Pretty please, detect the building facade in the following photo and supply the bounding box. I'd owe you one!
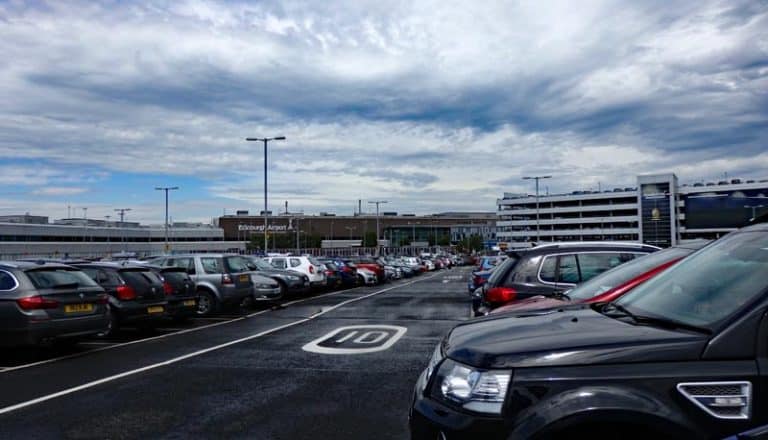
[218,211,497,248]
[497,174,768,247]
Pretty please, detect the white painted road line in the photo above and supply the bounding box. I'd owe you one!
[0,274,438,415]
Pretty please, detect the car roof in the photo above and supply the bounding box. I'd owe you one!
[530,241,660,251]
[70,261,153,270]
[0,260,77,270]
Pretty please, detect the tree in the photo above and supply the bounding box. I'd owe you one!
[457,234,484,252]
[363,231,378,247]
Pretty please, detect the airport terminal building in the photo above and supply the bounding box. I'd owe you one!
[497,173,768,248]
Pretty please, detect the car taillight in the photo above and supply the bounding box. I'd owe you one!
[325,270,334,276]
[97,294,109,304]
[163,282,174,296]
[116,284,137,301]
[309,266,315,274]
[17,295,59,310]
[222,274,234,285]
[485,287,517,304]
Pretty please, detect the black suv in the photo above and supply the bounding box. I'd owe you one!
[410,223,768,439]
[475,242,659,315]
[74,262,168,335]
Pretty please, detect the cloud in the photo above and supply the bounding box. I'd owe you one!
[32,187,89,196]
[0,0,765,223]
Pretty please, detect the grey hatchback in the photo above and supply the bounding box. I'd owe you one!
[0,261,109,346]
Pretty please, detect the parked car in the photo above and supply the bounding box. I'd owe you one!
[74,262,168,335]
[467,267,494,294]
[0,261,109,346]
[264,255,326,288]
[490,240,710,315]
[356,267,378,285]
[476,242,659,315]
[346,256,386,283]
[475,255,505,271]
[243,256,310,298]
[323,258,360,287]
[140,265,198,321]
[411,223,768,439]
[146,254,253,316]
[318,261,343,289]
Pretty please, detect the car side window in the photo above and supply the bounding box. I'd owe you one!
[539,256,557,282]
[290,258,301,268]
[201,258,221,274]
[168,258,196,275]
[577,253,626,281]
[557,255,579,284]
[272,258,287,269]
[0,270,17,290]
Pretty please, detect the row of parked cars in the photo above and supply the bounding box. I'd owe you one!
[411,221,768,439]
[0,252,465,347]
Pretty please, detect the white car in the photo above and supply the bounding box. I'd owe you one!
[356,267,378,285]
[423,259,436,271]
[264,255,326,287]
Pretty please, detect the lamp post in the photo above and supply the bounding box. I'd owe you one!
[368,200,388,253]
[81,207,88,246]
[155,186,179,253]
[114,208,132,252]
[523,175,552,243]
[245,136,286,254]
[746,205,765,222]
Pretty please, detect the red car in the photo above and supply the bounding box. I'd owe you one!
[345,257,385,283]
[490,240,710,315]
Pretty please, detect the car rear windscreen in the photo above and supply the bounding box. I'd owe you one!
[26,268,100,289]
[119,269,163,286]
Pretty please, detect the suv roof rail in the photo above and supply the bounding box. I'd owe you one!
[531,241,661,251]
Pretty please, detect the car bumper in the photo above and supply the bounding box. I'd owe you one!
[166,297,198,317]
[220,285,253,303]
[410,387,507,440]
[0,313,110,346]
[252,286,282,301]
[114,301,168,324]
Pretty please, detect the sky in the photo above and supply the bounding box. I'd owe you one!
[0,0,766,224]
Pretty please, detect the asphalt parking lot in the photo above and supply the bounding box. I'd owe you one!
[0,267,470,439]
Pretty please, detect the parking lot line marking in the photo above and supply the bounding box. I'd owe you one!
[0,274,438,415]
[0,284,377,375]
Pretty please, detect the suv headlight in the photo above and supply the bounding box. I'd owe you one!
[431,359,511,415]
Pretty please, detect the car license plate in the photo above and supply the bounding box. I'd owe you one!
[64,303,94,313]
[239,274,250,282]
[183,299,196,307]
[147,306,164,314]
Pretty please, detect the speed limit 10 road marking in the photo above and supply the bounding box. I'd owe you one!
[302,325,408,354]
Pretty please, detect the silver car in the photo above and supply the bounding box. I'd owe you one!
[148,254,254,316]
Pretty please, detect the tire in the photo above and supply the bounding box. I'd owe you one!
[196,290,218,316]
[99,309,120,337]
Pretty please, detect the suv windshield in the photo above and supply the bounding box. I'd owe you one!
[616,231,768,329]
[26,268,99,289]
[568,247,693,301]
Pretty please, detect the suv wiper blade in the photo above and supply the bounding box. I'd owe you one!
[601,303,637,319]
[632,315,712,335]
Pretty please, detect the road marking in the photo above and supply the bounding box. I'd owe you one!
[0,283,374,374]
[0,274,437,414]
[302,325,408,354]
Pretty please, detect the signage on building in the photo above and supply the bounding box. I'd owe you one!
[238,224,290,232]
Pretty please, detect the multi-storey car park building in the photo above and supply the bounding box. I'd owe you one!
[0,216,233,259]
[497,173,768,248]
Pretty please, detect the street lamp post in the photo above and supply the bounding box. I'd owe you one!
[368,200,388,253]
[114,208,132,252]
[246,136,286,254]
[746,205,765,221]
[523,175,552,243]
[155,186,179,253]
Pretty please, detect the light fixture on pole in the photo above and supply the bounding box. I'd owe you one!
[245,136,286,254]
[746,205,765,222]
[155,186,179,253]
[114,208,132,252]
[522,175,552,243]
[368,200,388,252]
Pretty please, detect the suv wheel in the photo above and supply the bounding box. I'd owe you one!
[99,309,119,337]
[196,290,217,316]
